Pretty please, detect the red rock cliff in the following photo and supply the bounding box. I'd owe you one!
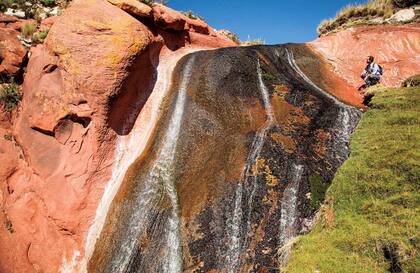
[1,2,418,272]
[0,0,235,272]
[310,24,420,88]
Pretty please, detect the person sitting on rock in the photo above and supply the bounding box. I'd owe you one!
[358,55,383,92]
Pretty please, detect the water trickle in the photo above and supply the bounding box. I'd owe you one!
[107,56,195,273]
[279,164,304,246]
[225,59,276,271]
[285,48,345,107]
[285,47,360,153]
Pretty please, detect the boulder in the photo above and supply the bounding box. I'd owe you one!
[152,4,186,31]
[0,13,18,24]
[40,16,58,30]
[185,17,210,34]
[107,0,152,18]
[0,27,27,81]
[388,8,416,23]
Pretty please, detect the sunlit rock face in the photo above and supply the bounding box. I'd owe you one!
[0,1,235,272]
[310,24,420,88]
[89,45,361,273]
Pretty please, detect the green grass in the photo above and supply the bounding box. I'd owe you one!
[284,86,420,273]
[33,29,48,43]
[317,0,417,35]
[41,0,55,6]
[21,22,37,39]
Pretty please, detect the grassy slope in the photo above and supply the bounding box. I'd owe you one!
[317,0,417,35]
[284,86,420,273]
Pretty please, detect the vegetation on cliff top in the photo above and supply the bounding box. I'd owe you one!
[284,85,420,273]
[317,0,418,35]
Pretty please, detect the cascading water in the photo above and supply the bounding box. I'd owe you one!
[90,45,362,273]
[102,56,195,273]
[225,59,276,271]
[279,164,304,246]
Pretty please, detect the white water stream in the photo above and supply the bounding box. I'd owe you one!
[226,59,276,272]
[285,48,359,151]
[279,164,304,246]
[108,56,195,273]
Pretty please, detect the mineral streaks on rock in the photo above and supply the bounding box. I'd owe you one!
[89,46,361,273]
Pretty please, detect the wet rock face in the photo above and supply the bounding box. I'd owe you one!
[90,45,361,272]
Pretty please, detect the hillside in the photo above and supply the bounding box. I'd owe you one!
[284,85,420,272]
[317,0,419,36]
[0,1,419,272]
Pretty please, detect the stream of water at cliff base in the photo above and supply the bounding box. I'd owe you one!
[225,59,276,272]
[105,56,195,273]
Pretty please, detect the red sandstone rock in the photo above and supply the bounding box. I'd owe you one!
[6,18,37,32]
[152,4,186,31]
[310,24,420,88]
[40,16,58,30]
[0,13,17,24]
[0,0,235,272]
[0,27,26,80]
[185,17,210,34]
[107,0,152,18]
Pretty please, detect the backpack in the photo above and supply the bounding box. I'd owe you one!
[378,64,383,75]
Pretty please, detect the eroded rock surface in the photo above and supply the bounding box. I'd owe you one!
[0,0,235,272]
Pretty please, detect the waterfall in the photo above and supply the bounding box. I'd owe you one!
[225,59,276,272]
[106,56,195,273]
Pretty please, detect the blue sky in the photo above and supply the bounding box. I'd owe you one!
[168,0,365,44]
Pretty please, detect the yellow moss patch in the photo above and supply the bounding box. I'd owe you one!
[266,173,279,187]
[274,84,289,96]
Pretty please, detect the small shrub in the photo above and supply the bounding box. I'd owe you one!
[0,82,22,112]
[33,29,49,43]
[182,10,204,21]
[401,74,420,87]
[4,133,13,141]
[241,38,265,46]
[218,29,240,44]
[262,71,276,81]
[21,23,37,39]
[41,0,56,6]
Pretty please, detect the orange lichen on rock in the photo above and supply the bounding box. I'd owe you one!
[271,91,310,133]
[271,132,296,153]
